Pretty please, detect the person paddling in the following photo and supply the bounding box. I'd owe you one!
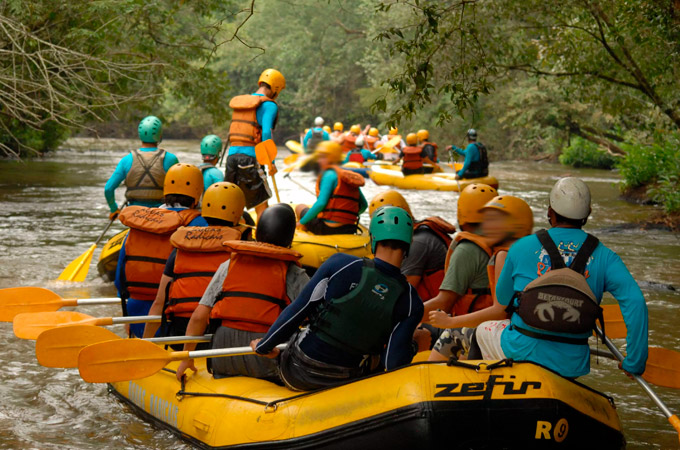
[142,182,249,340]
[251,206,423,391]
[175,204,309,382]
[104,116,179,220]
[397,133,437,175]
[341,124,362,153]
[417,129,439,163]
[365,127,381,150]
[470,177,648,379]
[446,128,489,179]
[115,163,208,337]
[330,122,345,145]
[427,195,533,361]
[295,141,367,235]
[368,190,455,301]
[198,135,225,191]
[225,68,285,219]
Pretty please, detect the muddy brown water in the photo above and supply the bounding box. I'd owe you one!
[0,138,677,448]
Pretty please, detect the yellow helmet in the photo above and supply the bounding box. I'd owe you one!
[417,129,429,141]
[163,163,204,204]
[350,124,361,135]
[369,190,412,218]
[315,141,343,164]
[202,182,246,224]
[388,127,398,136]
[323,125,331,133]
[369,127,379,137]
[258,69,286,99]
[480,195,534,239]
[457,183,497,226]
[333,122,344,132]
[406,133,418,145]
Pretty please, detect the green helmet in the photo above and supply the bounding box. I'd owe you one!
[200,134,222,157]
[138,116,163,144]
[369,206,413,254]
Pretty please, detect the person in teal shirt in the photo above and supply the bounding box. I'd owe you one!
[473,177,648,379]
[104,116,179,219]
[303,117,330,153]
[198,134,225,191]
[295,141,367,235]
[446,129,488,179]
[344,136,377,164]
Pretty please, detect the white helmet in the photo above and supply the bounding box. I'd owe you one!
[549,177,591,220]
[314,116,324,127]
[355,135,365,147]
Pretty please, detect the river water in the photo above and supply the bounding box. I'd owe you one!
[0,138,677,449]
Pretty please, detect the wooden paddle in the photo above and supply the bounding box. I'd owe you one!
[0,287,120,322]
[78,338,287,383]
[35,325,212,368]
[255,139,280,202]
[13,311,161,340]
[596,327,680,440]
[58,202,126,282]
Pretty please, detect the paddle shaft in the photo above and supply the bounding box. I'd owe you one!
[178,343,287,361]
[597,328,680,436]
[283,173,315,195]
[61,298,121,307]
[110,315,161,325]
[147,334,212,344]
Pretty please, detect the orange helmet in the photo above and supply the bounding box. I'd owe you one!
[202,182,246,224]
[369,127,379,137]
[406,133,418,145]
[417,129,429,141]
[457,183,497,226]
[258,69,286,99]
[333,122,344,132]
[350,124,361,135]
[369,190,413,218]
[315,141,343,164]
[388,127,398,136]
[163,163,204,205]
[480,195,534,239]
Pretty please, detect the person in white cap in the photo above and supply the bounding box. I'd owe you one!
[459,177,648,379]
[303,116,329,153]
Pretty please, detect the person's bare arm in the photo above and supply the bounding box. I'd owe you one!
[175,305,212,381]
[143,274,172,338]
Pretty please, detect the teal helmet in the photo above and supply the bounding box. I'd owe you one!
[369,206,413,254]
[200,134,222,158]
[138,116,163,144]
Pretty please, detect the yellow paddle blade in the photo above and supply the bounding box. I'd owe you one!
[602,304,627,339]
[285,140,304,154]
[13,311,94,340]
[79,339,173,383]
[0,287,64,321]
[57,244,96,282]
[255,139,277,167]
[643,347,680,389]
[283,153,300,166]
[283,153,316,173]
[36,325,121,368]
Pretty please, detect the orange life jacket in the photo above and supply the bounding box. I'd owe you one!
[119,206,201,301]
[316,166,366,225]
[420,141,439,161]
[227,95,278,147]
[402,145,424,170]
[365,135,379,150]
[164,226,244,318]
[341,133,358,153]
[412,217,456,300]
[442,231,495,315]
[210,241,302,333]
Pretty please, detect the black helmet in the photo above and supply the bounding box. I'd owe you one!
[467,128,478,140]
[256,203,296,248]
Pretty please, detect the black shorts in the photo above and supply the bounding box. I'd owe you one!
[299,207,357,235]
[225,153,271,208]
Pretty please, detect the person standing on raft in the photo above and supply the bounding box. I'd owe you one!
[176,204,310,382]
[295,141,367,235]
[447,128,489,179]
[142,182,249,340]
[104,116,179,219]
[470,177,648,379]
[198,134,225,191]
[251,206,423,391]
[225,68,285,219]
[115,163,208,337]
[303,116,329,153]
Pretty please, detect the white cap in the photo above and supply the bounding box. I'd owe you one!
[314,116,324,126]
[355,136,365,147]
[549,177,591,220]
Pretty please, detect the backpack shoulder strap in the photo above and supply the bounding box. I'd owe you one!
[535,229,566,270]
[569,234,600,274]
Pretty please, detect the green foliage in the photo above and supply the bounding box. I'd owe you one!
[559,137,617,170]
[618,135,680,213]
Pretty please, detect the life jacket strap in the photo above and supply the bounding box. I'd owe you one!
[510,324,589,345]
[217,291,288,309]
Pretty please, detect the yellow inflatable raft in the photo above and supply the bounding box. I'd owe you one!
[369,164,499,191]
[110,359,625,449]
[96,224,371,281]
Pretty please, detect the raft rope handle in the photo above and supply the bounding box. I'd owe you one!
[294,241,369,251]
